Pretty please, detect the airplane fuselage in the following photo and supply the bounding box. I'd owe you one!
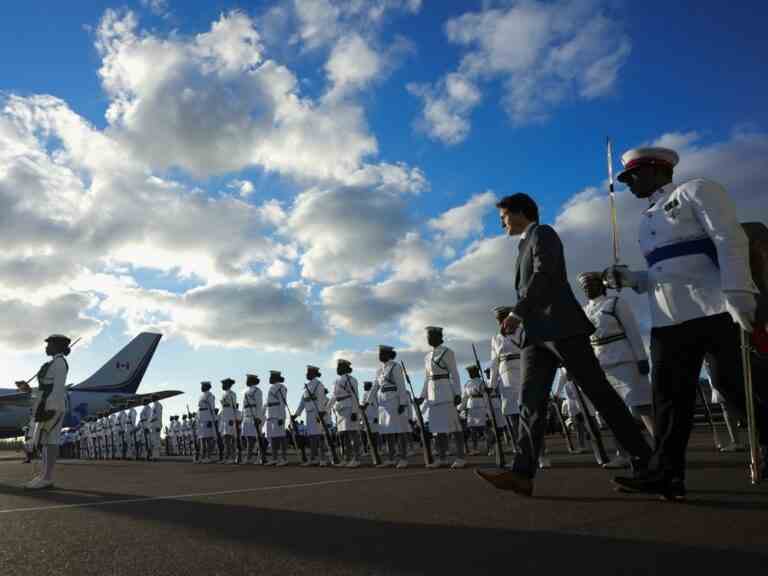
[0,388,142,439]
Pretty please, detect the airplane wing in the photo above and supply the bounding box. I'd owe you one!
[104,390,184,411]
[0,389,33,409]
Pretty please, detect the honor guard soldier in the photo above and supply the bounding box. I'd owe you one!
[419,327,466,468]
[198,381,218,463]
[24,334,71,489]
[366,345,409,468]
[118,408,129,459]
[265,371,290,466]
[361,381,380,455]
[490,306,523,453]
[220,378,239,464]
[295,365,330,466]
[328,359,362,468]
[460,365,489,455]
[578,272,654,468]
[607,146,768,496]
[139,399,153,460]
[150,395,163,458]
[126,404,138,459]
[242,374,265,464]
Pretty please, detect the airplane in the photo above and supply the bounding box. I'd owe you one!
[0,332,182,438]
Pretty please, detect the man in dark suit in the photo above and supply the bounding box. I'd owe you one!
[476,193,652,496]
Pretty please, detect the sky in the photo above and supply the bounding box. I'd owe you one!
[2,0,767,428]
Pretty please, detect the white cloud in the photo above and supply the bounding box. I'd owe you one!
[0,294,103,351]
[412,0,631,144]
[287,184,414,283]
[428,190,497,241]
[94,277,331,351]
[227,179,255,198]
[96,9,381,183]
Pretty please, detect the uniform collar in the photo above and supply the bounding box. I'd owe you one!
[649,182,675,205]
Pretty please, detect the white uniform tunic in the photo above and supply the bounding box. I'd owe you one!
[460,377,488,427]
[327,375,361,432]
[242,386,264,437]
[34,355,68,444]
[151,401,163,444]
[265,383,288,438]
[489,333,522,416]
[584,294,651,407]
[295,379,328,436]
[370,361,409,435]
[633,179,757,327]
[220,390,238,436]
[420,346,462,434]
[197,391,217,439]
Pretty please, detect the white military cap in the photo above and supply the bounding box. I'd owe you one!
[493,305,514,316]
[617,147,679,183]
[306,364,320,372]
[336,358,351,366]
[378,344,395,353]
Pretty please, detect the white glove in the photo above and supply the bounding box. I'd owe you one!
[602,265,643,290]
[723,290,757,333]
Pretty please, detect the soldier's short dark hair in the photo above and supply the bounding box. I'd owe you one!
[496,193,539,222]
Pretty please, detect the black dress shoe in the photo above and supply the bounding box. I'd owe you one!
[612,473,686,502]
[475,468,534,497]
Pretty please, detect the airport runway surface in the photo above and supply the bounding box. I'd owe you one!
[1,429,766,576]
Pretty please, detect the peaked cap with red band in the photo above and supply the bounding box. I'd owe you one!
[617,147,679,183]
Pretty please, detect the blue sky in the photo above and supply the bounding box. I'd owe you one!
[2,0,767,424]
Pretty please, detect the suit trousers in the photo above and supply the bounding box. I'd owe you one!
[512,334,652,478]
[650,313,767,479]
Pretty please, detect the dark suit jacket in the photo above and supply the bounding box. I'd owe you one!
[513,223,595,344]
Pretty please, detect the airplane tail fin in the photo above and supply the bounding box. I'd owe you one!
[72,333,162,394]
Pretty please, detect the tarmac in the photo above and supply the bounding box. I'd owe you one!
[1,428,766,576]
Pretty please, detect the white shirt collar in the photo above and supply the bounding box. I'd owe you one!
[520,221,536,241]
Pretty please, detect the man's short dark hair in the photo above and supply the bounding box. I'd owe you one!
[496,193,539,222]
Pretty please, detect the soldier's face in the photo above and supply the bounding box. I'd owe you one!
[427,332,442,347]
[623,165,657,199]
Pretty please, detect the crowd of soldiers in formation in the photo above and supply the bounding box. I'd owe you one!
[30,278,752,475]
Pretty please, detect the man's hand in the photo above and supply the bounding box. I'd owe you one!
[724,291,757,333]
[602,265,640,290]
[501,314,521,335]
[637,359,650,376]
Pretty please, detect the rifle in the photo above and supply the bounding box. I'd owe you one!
[696,382,720,450]
[472,344,505,468]
[571,381,608,465]
[401,361,434,466]
[186,404,200,462]
[346,375,381,466]
[276,387,307,463]
[550,396,576,453]
[246,394,268,465]
[302,381,340,465]
[205,397,224,462]
[232,397,243,464]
